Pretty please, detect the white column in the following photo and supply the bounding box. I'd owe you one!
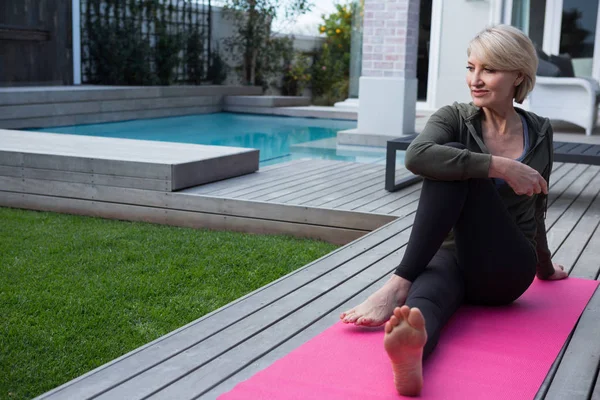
[72,0,82,85]
[338,0,420,146]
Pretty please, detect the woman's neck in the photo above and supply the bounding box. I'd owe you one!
[481,105,520,136]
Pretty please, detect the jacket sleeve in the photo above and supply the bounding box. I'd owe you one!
[404,105,492,180]
[534,123,555,279]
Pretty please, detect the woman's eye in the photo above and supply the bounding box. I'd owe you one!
[484,68,495,73]
[466,66,474,71]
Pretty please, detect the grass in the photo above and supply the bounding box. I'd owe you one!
[0,207,339,400]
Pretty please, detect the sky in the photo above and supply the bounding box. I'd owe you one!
[274,0,341,36]
[212,0,343,36]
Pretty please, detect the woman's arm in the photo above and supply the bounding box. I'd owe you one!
[535,124,568,280]
[533,193,555,279]
[405,106,492,180]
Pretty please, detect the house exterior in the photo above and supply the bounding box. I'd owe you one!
[340,0,600,145]
[420,0,599,111]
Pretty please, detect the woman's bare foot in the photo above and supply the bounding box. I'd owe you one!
[384,306,427,396]
[340,275,412,326]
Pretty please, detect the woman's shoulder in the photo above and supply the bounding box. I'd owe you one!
[432,102,481,121]
[516,108,552,135]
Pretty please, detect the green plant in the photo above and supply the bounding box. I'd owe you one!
[222,0,312,89]
[85,0,155,85]
[256,35,295,92]
[207,46,229,85]
[0,207,338,399]
[186,28,205,84]
[281,53,312,96]
[82,0,210,86]
[311,2,353,105]
[154,2,182,86]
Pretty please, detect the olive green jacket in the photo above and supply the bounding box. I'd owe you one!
[405,102,554,279]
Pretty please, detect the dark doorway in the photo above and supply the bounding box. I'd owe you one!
[0,0,73,86]
[417,0,432,101]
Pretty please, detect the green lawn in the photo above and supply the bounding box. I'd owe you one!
[0,207,339,400]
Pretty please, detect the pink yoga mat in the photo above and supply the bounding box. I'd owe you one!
[220,278,598,400]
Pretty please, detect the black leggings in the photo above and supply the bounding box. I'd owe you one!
[395,143,537,359]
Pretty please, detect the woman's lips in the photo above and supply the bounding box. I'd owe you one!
[471,90,489,97]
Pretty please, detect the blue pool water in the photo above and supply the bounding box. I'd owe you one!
[32,113,397,166]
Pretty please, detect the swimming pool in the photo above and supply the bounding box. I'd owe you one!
[31,113,401,166]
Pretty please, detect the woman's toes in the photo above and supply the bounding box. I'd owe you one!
[407,308,426,329]
[385,320,393,334]
[399,305,410,319]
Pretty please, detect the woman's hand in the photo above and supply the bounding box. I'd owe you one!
[489,156,548,196]
[541,263,568,280]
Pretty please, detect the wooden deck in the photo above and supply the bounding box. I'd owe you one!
[0,157,417,245]
[31,160,600,400]
[0,129,259,191]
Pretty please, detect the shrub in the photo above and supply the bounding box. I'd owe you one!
[281,53,312,96]
[311,3,353,105]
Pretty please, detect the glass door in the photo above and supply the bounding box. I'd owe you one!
[559,0,599,77]
[510,0,546,49]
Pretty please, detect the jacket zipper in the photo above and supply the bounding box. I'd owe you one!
[465,118,552,218]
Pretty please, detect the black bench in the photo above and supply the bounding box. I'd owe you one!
[385,134,420,192]
[386,135,600,192]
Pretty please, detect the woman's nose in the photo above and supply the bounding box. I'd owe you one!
[470,72,483,87]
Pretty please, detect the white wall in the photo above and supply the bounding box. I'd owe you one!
[432,1,493,109]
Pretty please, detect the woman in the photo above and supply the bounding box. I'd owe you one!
[340,25,568,396]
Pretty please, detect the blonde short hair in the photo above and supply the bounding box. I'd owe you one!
[467,25,538,104]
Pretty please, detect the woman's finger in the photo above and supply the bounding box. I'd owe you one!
[540,177,549,195]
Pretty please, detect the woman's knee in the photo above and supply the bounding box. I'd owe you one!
[421,143,468,187]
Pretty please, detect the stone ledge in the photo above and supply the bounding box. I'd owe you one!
[223,96,311,108]
[337,128,408,147]
[1,105,221,130]
[0,85,263,106]
[224,105,357,120]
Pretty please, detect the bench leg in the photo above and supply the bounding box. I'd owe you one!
[385,144,397,192]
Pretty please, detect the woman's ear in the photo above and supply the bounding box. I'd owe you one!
[515,72,524,86]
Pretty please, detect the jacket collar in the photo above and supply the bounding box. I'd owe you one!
[454,101,550,141]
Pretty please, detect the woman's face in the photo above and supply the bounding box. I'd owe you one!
[466,55,522,109]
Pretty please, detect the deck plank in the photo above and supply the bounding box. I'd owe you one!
[548,163,575,187]
[552,184,600,273]
[545,165,599,228]
[592,375,600,400]
[287,165,393,205]
[129,241,413,400]
[547,163,585,205]
[311,170,414,208]
[267,165,388,204]
[180,159,323,195]
[0,130,259,190]
[543,288,600,400]
[35,217,414,400]
[301,169,411,207]
[246,163,378,202]
[342,183,422,212]
[78,217,416,400]
[219,162,365,199]
[374,189,422,215]
[570,223,600,280]
[547,168,600,271]
[200,160,341,197]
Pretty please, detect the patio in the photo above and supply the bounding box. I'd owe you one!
[0,130,596,398]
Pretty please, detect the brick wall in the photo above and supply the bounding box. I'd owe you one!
[361,0,420,78]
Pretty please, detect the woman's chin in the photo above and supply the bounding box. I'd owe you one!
[471,98,487,107]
